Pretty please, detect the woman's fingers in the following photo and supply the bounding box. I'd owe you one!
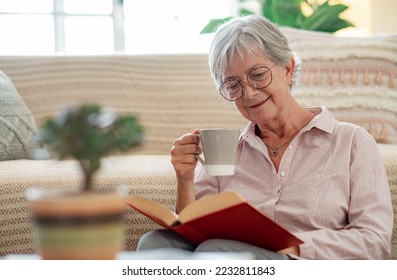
[170,130,202,178]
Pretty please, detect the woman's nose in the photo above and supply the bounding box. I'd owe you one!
[241,80,259,99]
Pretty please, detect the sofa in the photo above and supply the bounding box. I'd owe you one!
[0,28,396,259]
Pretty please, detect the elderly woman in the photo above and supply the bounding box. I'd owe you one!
[138,15,393,259]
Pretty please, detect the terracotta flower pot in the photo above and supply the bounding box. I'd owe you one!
[27,188,125,260]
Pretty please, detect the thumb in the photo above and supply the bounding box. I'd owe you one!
[192,128,201,136]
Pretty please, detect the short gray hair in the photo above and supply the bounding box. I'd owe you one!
[209,15,301,87]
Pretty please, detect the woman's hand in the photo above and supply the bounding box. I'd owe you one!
[170,128,202,184]
[171,129,202,213]
[278,246,300,257]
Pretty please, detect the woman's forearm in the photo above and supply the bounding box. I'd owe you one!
[175,178,196,213]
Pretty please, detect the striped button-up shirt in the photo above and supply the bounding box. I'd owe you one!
[194,106,393,259]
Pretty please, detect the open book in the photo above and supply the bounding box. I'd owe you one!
[126,191,303,252]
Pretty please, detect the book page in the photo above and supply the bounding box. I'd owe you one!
[126,195,178,227]
[178,191,246,223]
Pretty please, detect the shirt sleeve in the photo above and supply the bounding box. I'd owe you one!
[296,127,393,259]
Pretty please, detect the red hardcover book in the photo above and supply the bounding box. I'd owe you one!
[126,191,303,252]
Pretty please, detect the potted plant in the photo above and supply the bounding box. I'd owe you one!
[28,104,144,260]
[200,0,354,34]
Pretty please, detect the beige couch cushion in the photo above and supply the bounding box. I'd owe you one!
[0,55,247,155]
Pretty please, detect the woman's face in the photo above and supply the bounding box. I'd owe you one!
[224,51,294,125]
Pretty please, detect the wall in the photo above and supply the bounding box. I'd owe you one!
[370,0,397,34]
[341,0,397,36]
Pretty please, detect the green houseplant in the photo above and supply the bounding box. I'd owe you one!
[28,104,144,259]
[37,104,144,192]
[201,0,354,34]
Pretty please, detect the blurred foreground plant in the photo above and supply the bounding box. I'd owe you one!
[36,104,144,191]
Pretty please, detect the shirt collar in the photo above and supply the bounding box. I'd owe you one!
[308,106,335,134]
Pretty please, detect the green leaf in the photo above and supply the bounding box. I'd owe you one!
[318,18,354,33]
[301,3,352,31]
[238,8,254,16]
[262,0,277,22]
[262,0,304,27]
[275,2,304,27]
[200,17,233,34]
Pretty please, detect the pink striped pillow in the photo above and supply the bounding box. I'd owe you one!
[282,28,397,143]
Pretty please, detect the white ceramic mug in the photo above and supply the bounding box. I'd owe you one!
[196,128,240,176]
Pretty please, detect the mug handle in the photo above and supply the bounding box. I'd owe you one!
[194,134,205,165]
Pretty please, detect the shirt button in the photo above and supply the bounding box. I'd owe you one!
[288,145,292,150]
[280,171,286,177]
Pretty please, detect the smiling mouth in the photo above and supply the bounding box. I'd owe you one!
[248,96,271,108]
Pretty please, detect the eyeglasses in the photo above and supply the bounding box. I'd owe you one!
[219,65,274,101]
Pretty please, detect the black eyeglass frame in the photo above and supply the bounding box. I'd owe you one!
[218,65,275,101]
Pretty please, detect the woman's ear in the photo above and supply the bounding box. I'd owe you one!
[285,57,295,86]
